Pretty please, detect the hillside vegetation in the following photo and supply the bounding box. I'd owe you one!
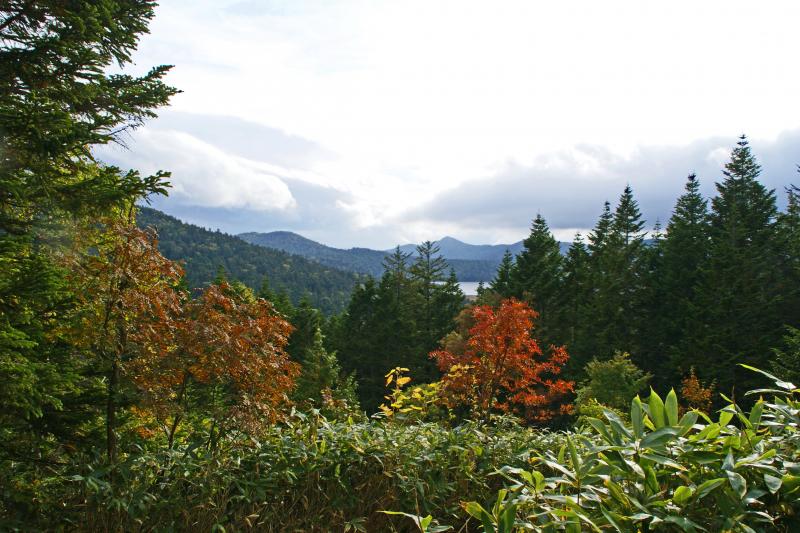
[137,207,361,314]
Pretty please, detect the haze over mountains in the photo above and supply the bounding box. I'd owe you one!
[239,230,571,281]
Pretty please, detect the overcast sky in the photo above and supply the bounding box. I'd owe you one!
[97,0,800,248]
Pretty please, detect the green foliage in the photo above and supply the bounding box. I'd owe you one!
[772,326,800,388]
[461,367,800,532]
[508,214,563,347]
[136,207,361,314]
[576,352,651,413]
[334,246,464,411]
[293,327,361,419]
[5,415,564,531]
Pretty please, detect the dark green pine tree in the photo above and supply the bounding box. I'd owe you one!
[587,187,648,362]
[581,201,615,361]
[560,233,592,376]
[334,278,383,410]
[636,219,669,387]
[410,241,450,351]
[431,268,465,350]
[286,295,323,361]
[608,185,648,365]
[489,249,516,298]
[777,181,800,331]
[661,174,710,384]
[694,136,783,397]
[293,327,360,415]
[0,1,177,482]
[771,326,800,387]
[509,214,564,346]
[588,201,614,256]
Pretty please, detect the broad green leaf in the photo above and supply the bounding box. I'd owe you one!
[631,396,644,439]
[663,514,705,532]
[678,411,699,436]
[586,417,615,445]
[764,474,782,494]
[500,503,516,533]
[600,507,625,533]
[748,401,764,428]
[665,389,679,426]
[781,474,800,493]
[718,407,734,427]
[648,390,666,428]
[695,478,725,500]
[463,502,494,532]
[566,435,580,471]
[640,427,680,449]
[739,364,796,390]
[726,471,747,499]
[672,485,694,505]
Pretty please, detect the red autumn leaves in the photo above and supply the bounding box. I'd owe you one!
[431,298,574,422]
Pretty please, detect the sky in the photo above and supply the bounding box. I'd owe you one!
[97,0,800,249]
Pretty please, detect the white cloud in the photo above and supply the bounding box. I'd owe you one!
[104,0,800,248]
[98,129,296,211]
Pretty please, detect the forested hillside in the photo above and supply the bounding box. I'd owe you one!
[239,230,502,280]
[137,208,360,314]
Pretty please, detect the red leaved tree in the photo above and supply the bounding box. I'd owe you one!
[430,298,573,423]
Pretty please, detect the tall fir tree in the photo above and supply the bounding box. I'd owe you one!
[661,174,710,384]
[560,233,592,376]
[509,214,564,347]
[777,180,800,331]
[410,241,450,351]
[585,188,648,362]
[334,278,383,410]
[490,249,516,298]
[694,136,783,397]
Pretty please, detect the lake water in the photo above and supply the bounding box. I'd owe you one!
[458,281,484,296]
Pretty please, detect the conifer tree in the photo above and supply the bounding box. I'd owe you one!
[661,174,710,383]
[695,136,783,396]
[509,214,563,346]
[585,188,648,362]
[490,249,516,297]
[287,295,322,361]
[335,278,383,410]
[411,241,450,350]
[777,181,800,329]
[560,233,592,375]
[293,327,359,416]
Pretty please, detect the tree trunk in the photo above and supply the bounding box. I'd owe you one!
[106,355,119,463]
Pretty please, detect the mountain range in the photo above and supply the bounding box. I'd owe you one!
[238,231,571,281]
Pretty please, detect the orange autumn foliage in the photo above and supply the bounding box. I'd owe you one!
[680,367,715,414]
[68,220,298,447]
[128,281,299,436]
[430,298,573,423]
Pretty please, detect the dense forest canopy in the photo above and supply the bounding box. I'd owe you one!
[1,2,799,531]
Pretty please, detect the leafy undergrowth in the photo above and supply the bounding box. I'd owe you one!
[15,415,561,532]
[6,367,800,532]
[460,366,800,532]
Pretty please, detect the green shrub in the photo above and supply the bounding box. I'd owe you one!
[14,415,563,531]
[463,366,800,532]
